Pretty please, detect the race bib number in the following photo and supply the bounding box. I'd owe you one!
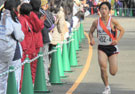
[98,35,112,44]
[99,36,106,42]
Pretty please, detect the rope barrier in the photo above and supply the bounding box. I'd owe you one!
[65,39,74,44]
[0,34,75,77]
[28,55,40,63]
[0,2,77,77]
[47,50,57,55]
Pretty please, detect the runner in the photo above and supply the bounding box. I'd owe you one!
[89,2,124,94]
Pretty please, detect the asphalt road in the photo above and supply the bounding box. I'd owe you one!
[47,15,135,94]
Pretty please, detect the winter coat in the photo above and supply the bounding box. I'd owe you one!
[0,10,24,62]
[19,15,36,55]
[29,11,44,49]
[57,7,69,35]
[51,7,69,45]
[40,9,55,44]
[72,16,79,29]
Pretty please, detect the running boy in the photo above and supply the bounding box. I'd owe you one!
[89,2,125,94]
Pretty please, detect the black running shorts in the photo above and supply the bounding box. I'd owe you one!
[98,45,119,57]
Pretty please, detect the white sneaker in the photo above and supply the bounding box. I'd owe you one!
[102,86,111,94]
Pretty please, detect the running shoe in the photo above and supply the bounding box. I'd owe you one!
[102,86,111,94]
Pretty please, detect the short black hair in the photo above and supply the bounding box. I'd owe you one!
[99,2,111,11]
[75,11,84,20]
[20,3,32,15]
[30,0,41,12]
[49,0,62,13]
[15,0,21,10]
[4,0,18,22]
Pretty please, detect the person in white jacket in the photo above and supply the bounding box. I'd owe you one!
[0,0,24,94]
[72,10,84,29]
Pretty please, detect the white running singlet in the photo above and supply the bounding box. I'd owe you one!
[97,16,112,45]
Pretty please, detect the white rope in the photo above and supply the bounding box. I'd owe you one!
[28,55,40,63]
[0,30,76,76]
[0,70,10,77]
[43,49,57,56]
[65,39,74,44]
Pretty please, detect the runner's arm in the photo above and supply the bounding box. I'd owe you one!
[112,18,125,42]
[89,20,97,46]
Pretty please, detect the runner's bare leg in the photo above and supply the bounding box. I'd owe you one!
[108,54,118,76]
[98,50,109,86]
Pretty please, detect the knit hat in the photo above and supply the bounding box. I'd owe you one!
[41,0,48,6]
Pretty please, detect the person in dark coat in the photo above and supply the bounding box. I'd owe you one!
[40,0,55,86]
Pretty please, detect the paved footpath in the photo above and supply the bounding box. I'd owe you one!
[47,15,135,94]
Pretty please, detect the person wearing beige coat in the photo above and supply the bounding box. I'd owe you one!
[50,7,69,45]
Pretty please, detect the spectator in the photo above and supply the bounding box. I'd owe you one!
[72,11,84,29]
[30,0,45,83]
[12,0,24,92]
[0,0,24,94]
[73,0,82,16]
[40,0,55,86]
[49,0,68,45]
[114,0,123,15]
[61,0,73,36]
[87,0,98,14]
[19,2,36,90]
